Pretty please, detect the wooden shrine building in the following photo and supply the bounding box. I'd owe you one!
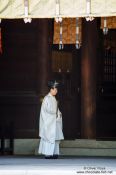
[0,0,116,155]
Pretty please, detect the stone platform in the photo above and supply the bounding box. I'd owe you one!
[0,156,116,175]
[13,139,116,156]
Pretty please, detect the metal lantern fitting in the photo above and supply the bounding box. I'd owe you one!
[103,18,108,35]
[59,21,64,50]
[86,16,94,21]
[55,17,62,23]
[75,18,80,49]
[85,0,94,21]
[24,0,32,23]
[55,0,62,23]
[86,0,91,14]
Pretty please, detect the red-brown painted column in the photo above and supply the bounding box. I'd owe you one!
[81,19,98,139]
[37,19,53,96]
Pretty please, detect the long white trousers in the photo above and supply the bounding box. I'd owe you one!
[38,138,60,156]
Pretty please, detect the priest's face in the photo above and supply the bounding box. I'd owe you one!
[50,88,58,96]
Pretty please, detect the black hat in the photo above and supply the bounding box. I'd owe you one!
[48,80,59,88]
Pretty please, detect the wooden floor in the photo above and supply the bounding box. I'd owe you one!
[0,156,116,175]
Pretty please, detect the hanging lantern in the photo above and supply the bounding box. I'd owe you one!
[75,18,80,49]
[103,17,108,35]
[59,21,64,50]
[24,0,32,23]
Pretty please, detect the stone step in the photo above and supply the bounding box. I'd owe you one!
[12,139,116,156]
[60,148,116,156]
[60,139,116,149]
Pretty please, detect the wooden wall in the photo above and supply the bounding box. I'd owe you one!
[0,20,81,139]
[0,20,40,138]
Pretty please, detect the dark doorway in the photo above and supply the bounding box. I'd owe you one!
[52,45,81,139]
[96,29,116,140]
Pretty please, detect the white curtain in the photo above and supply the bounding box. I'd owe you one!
[0,0,116,19]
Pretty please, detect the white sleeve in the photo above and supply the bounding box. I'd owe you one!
[42,96,56,115]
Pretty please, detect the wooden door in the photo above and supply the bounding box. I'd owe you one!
[96,30,116,140]
[52,47,81,139]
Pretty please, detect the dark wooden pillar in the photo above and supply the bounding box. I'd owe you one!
[37,19,53,96]
[81,19,98,139]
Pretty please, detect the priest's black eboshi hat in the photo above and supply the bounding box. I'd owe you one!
[48,80,59,88]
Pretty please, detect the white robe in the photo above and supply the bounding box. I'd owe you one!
[38,93,64,155]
